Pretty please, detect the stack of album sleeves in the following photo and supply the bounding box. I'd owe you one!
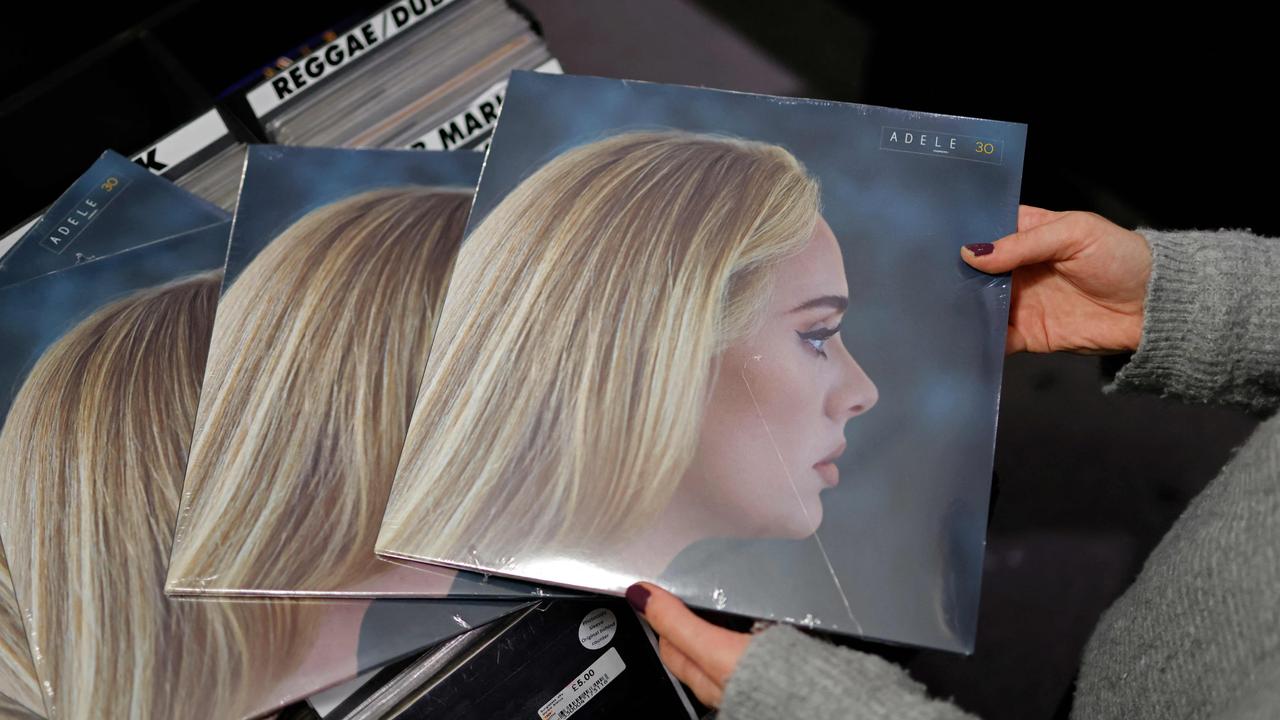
[1,0,561,268]
[0,151,547,720]
[0,65,1026,720]
[245,0,561,150]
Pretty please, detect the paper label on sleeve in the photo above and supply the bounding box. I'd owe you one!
[536,646,626,720]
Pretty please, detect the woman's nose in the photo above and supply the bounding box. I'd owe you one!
[831,345,878,421]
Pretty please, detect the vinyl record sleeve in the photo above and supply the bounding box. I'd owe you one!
[0,156,527,718]
[366,599,696,720]
[378,71,1026,652]
[0,150,226,288]
[0,109,247,273]
[166,145,564,600]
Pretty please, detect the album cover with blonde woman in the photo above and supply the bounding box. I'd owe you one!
[0,153,527,718]
[0,151,228,718]
[378,71,1027,653]
[164,144,568,600]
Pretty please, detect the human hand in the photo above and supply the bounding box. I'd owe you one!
[961,205,1153,356]
[626,582,752,708]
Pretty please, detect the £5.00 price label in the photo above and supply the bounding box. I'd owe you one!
[536,646,626,720]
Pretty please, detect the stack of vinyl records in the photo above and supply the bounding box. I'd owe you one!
[304,599,699,719]
[139,109,248,212]
[0,3,1029,718]
[3,0,558,259]
[248,0,560,150]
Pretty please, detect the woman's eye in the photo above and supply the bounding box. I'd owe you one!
[796,324,841,359]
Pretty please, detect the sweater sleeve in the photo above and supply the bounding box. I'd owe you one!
[1102,226,1280,417]
[718,624,977,720]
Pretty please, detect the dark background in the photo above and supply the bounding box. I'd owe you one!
[2,3,1269,718]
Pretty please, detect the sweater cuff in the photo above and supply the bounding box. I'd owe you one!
[1103,226,1280,417]
[719,624,974,720]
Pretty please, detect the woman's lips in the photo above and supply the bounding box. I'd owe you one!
[813,442,846,488]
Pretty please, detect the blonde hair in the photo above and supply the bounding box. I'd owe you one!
[167,187,472,594]
[0,273,306,719]
[0,693,41,719]
[378,130,821,564]
[0,550,41,717]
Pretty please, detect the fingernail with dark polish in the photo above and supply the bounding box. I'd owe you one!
[625,583,650,614]
[964,243,995,257]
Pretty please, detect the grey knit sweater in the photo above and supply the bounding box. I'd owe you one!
[719,226,1280,720]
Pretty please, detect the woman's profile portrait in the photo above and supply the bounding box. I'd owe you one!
[379,130,878,584]
[378,71,1023,652]
[681,212,879,550]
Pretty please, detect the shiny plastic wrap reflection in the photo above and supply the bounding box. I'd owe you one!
[377,72,1022,653]
[164,146,566,601]
[0,163,528,718]
[310,607,530,720]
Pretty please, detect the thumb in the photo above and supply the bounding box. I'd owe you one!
[961,214,1083,274]
[626,582,748,685]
